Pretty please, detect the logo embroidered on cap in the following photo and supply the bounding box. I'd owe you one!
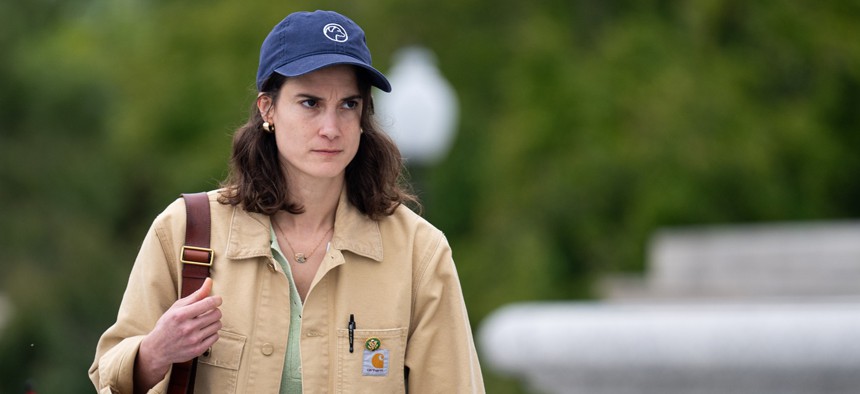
[323,23,348,42]
[362,349,389,376]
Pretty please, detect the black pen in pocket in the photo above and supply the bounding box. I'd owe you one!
[348,313,356,353]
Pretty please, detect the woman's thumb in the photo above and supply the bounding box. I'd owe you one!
[184,277,213,302]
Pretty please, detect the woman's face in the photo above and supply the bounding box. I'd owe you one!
[259,65,363,185]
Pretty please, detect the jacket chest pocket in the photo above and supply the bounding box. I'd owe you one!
[336,327,407,394]
[195,330,246,393]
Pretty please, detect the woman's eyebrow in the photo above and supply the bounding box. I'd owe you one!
[293,93,362,102]
[295,93,323,101]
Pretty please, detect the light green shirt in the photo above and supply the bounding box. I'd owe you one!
[270,227,303,394]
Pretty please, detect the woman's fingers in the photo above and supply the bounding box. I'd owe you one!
[144,278,224,364]
[179,293,222,322]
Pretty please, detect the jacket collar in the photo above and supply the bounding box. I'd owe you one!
[224,188,383,262]
[330,188,383,261]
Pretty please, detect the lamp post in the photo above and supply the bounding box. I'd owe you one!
[375,46,459,166]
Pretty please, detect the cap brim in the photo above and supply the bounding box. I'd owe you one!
[273,53,392,92]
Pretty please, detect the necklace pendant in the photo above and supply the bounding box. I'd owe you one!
[295,253,307,264]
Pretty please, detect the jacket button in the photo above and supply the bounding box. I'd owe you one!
[261,343,274,356]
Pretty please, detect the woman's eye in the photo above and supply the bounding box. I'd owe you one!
[301,99,318,108]
[342,100,359,109]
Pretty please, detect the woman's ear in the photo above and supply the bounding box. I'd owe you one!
[256,93,273,121]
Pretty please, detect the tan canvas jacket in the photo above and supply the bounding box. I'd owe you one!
[89,190,484,393]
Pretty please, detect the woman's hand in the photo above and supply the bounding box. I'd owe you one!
[134,277,222,392]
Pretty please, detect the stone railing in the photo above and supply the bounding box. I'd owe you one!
[479,221,860,394]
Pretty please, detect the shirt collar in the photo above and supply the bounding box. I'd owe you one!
[224,187,383,262]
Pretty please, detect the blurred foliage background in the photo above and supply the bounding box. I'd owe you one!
[1,0,859,392]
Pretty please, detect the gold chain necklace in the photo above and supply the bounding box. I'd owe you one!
[274,219,333,264]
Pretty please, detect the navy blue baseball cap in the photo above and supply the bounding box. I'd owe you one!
[256,10,392,93]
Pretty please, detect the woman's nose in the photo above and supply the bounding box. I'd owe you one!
[319,110,342,139]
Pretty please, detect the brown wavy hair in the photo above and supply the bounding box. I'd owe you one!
[218,70,419,220]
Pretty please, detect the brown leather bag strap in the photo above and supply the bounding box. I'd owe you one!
[179,192,213,297]
[167,192,213,394]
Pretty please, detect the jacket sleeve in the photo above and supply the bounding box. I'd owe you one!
[89,201,184,393]
[405,231,485,393]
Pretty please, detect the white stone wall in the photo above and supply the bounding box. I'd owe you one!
[480,221,860,394]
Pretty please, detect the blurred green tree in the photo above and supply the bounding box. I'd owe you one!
[1,0,858,393]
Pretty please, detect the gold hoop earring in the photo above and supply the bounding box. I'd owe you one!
[262,121,275,133]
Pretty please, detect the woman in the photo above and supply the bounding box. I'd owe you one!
[90,10,484,393]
